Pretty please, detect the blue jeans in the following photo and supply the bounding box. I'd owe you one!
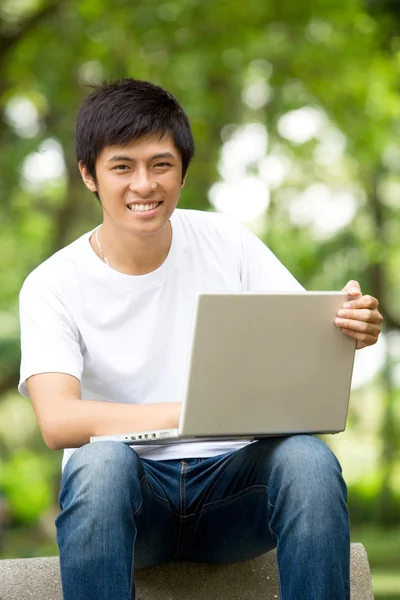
[55,436,350,600]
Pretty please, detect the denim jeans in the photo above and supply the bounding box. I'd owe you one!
[55,435,350,600]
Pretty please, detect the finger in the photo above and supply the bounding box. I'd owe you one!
[340,328,379,348]
[336,318,381,338]
[341,294,380,311]
[336,308,383,325]
[342,280,362,296]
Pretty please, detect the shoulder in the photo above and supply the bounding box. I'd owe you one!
[171,208,270,260]
[20,230,93,297]
[172,208,242,239]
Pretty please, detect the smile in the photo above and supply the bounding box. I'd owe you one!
[128,202,162,213]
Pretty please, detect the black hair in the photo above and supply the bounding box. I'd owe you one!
[76,78,195,186]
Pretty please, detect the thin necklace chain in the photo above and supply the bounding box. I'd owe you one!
[95,225,109,266]
[94,222,172,268]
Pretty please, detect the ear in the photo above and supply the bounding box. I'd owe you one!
[180,176,186,189]
[79,161,97,192]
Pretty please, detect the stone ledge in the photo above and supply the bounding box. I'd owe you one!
[0,543,373,600]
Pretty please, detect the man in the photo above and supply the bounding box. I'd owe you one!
[19,78,382,600]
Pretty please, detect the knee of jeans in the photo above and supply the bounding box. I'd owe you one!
[266,437,348,535]
[60,442,143,509]
[267,435,346,494]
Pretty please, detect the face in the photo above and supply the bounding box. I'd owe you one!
[79,133,184,238]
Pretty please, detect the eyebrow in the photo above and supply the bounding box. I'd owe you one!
[106,152,176,163]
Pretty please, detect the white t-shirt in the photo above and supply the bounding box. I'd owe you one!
[19,209,303,470]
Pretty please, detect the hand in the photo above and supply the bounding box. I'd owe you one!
[335,280,383,349]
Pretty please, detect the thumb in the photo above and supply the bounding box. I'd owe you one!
[342,280,362,297]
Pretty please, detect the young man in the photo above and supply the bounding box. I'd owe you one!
[19,79,382,600]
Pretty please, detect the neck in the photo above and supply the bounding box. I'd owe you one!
[90,220,172,275]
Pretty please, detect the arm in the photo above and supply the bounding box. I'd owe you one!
[27,372,181,450]
[335,280,383,349]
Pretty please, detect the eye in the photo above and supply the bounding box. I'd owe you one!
[154,162,172,168]
[112,164,130,171]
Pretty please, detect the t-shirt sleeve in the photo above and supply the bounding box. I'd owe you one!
[237,224,305,292]
[18,277,83,398]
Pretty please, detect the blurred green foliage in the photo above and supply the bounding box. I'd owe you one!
[0,449,55,522]
[0,0,399,579]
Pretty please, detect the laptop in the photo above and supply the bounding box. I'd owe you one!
[90,292,356,445]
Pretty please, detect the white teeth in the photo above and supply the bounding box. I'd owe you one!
[129,202,159,212]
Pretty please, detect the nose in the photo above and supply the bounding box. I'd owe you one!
[129,168,157,196]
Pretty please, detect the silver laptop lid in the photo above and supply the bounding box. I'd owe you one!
[179,292,356,438]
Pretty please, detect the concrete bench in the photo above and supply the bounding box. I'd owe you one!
[0,543,373,599]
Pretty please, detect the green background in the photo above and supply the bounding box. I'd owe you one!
[0,0,399,597]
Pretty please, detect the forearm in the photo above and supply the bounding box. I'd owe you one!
[43,399,181,450]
